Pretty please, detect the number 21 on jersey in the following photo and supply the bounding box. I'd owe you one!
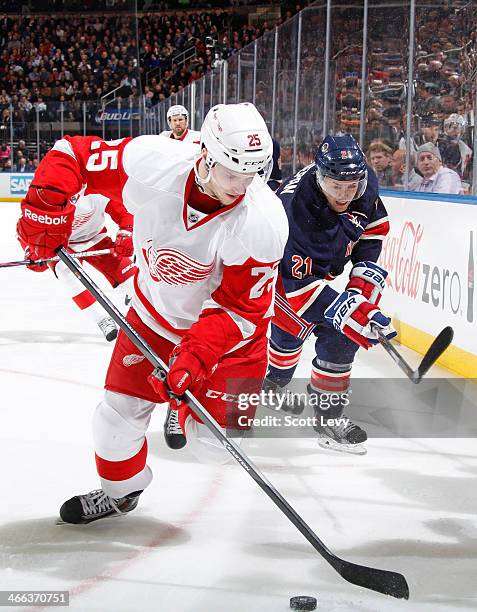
[291,255,313,279]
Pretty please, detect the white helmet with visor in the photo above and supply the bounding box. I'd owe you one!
[199,103,273,183]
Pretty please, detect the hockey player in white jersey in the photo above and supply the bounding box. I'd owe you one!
[19,191,136,341]
[159,104,201,144]
[17,102,288,524]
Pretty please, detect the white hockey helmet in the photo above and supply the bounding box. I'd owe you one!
[167,104,188,122]
[200,103,273,180]
[444,113,466,133]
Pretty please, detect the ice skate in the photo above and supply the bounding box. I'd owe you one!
[261,376,306,415]
[164,407,187,449]
[58,488,142,524]
[98,316,118,342]
[314,412,367,455]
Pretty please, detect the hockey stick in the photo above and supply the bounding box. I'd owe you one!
[0,248,113,269]
[57,246,409,600]
[374,325,454,384]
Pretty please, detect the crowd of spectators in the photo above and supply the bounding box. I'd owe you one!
[0,1,310,169]
[365,112,472,194]
[0,6,304,122]
[332,2,476,193]
[0,138,41,172]
[0,0,268,11]
[0,0,475,195]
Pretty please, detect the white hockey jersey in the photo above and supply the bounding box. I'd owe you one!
[159,128,201,145]
[69,192,110,248]
[67,191,134,251]
[47,135,289,349]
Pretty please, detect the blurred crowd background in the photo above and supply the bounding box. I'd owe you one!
[0,0,476,197]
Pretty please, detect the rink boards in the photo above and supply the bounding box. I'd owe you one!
[380,191,477,378]
[0,172,33,202]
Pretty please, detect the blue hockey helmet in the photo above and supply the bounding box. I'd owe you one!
[315,134,368,200]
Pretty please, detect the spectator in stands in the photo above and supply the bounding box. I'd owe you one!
[14,157,33,172]
[440,113,472,179]
[382,105,404,149]
[399,115,442,153]
[367,141,394,187]
[296,143,314,170]
[416,142,462,195]
[2,159,13,172]
[0,143,10,163]
[17,139,27,157]
[415,81,441,117]
[390,149,422,191]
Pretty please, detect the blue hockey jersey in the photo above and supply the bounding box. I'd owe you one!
[277,163,389,318]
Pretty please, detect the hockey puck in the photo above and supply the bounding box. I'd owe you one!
[290,595,317,610]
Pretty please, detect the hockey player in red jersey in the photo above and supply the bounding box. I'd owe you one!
[21,191,136,341]
[17,102,288,524]
[159,104,201,144]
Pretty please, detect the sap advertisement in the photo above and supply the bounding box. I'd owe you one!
[0,173,34,199]
[380,195,476,359]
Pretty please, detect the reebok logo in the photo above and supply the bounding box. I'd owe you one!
[24,209,68,225]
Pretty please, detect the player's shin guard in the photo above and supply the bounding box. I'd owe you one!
[310,358,367,454]
[93,391,154,498]
[265,342,305,414]
[267,342,303,383]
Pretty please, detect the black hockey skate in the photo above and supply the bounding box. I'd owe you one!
[98,316,118,342]
[58,488,142,524]
[261,376,306,415]
[314,411,367,455]
[310,385,367,455]
[164,407,187,449]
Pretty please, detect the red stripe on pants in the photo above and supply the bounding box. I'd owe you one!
[95,439,148,481]
[311,371,350,393]
[73,289,96,310]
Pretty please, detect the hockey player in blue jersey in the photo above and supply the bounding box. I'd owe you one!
[266,134,396,454]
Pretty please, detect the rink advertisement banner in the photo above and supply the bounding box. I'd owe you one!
[380,195,477,377]
[95,108,139,124]
[0,173,34,201]
[225,378,477,438]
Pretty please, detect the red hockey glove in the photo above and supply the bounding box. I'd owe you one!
[148,343,212,406]
[24,246,48,272]
[115,225,134,257]
[16,185,74,263]
[346,261,388,305]
[324,291,396,349]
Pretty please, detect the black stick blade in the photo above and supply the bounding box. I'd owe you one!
[417,326,454,380]
[339,560,410,599]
